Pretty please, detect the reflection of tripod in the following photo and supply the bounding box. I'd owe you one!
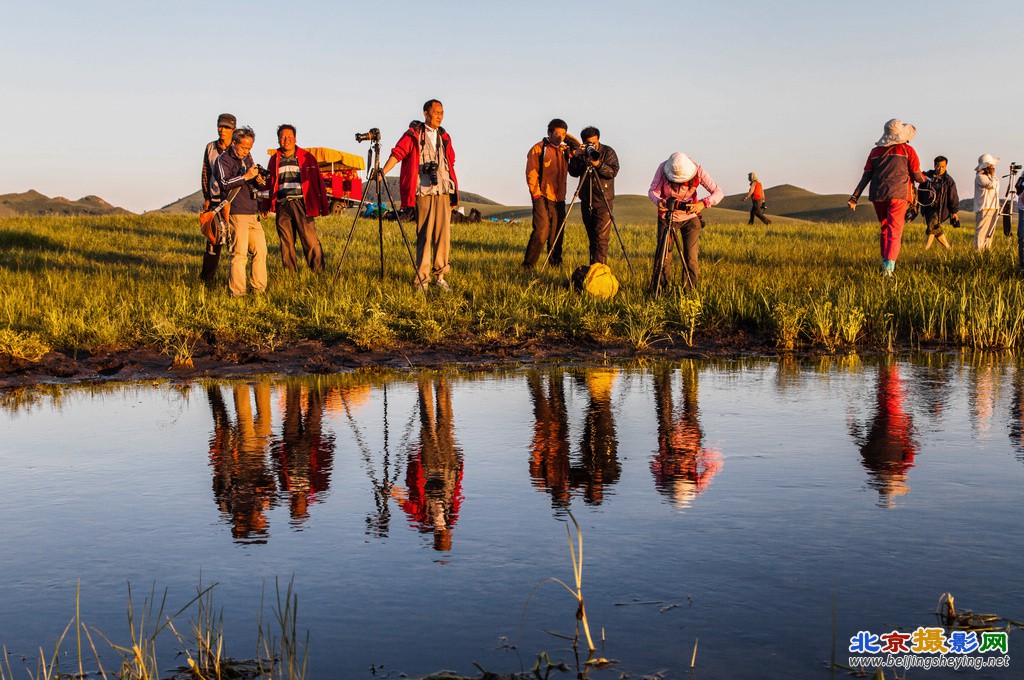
[333,139,416,284]
[542,162,634,275]
[998,164,1020,237]
[651,198,689,298]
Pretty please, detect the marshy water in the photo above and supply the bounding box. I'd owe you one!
[1,356,1022,679]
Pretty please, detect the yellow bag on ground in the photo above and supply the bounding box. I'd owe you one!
[582,263,619,300]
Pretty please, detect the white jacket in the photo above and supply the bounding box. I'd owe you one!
[974,173,999,212]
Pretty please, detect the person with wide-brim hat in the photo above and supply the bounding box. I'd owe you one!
[848,119,928,276]
[647,152,724,291]
[973,154,1001,251]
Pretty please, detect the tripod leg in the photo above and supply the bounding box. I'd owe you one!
[379,176,417,271]
[672,226,695,290]
[590,166,634,277]
[330,184,373,287]
[542,177,585,271]
[651,218,672,298]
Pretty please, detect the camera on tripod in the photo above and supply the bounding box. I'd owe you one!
[355,128,381,143]
[584,143,600,161]
[1011,162,1022,173]
[421,161,439,185]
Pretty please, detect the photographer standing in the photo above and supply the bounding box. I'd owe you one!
[523,118,578,269]
[974,154,1000,251]
[920,156,959,252]
[199,113,236,286]
[568,126,619,266]
[215,127,269,297]
[261,125,329,273]
[741,171,771,225]
[379,99,458,291]
[848,118,927,276]
[647,152,723,291]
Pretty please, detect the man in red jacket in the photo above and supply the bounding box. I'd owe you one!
[380,99,459,291]
[261,124,329,272]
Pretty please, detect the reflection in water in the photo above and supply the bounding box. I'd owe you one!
[651,363,722,509]
[208,383,277,543]
[848,363,918,508]
[526,369,622,507]
[969,357,1000,434]
[527,372,572,507]
[398,377,464,551]
[272,384,336,526]
[1009,362,1024,462]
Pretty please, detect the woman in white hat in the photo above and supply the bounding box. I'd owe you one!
[647,152,723,291]
[973,154,1000,251]
[848,119,928,275]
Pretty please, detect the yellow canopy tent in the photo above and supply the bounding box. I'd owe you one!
[265,147,366,171]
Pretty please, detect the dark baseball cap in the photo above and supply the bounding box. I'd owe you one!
[217,113,237,128]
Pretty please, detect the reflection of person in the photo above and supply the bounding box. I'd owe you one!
[647,152,723,290]
[273,383,336,523]
[398,377,463,550]
[973,154,1000,251]
[379,100,459,291]
[848,119,927,276]
[741,171,771,225]
[527,372,572,507]
[1009,363,1024,461]
[568,127,619,265]
[207,382,277,541]
[848,363,918,508]
[575,370,621,505]
[651,364,722,509]
[200,113,235,286]
[261,125,329,272]
[523,119,577,269]
[215,126,269,296]
[920,156,960,252]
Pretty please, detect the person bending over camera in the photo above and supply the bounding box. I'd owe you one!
[379,99,458,291]
[215,126,269,297]
[260,124,329,273]
[647,152,723,291]
[568,126,619,265]
[522,118,579,269]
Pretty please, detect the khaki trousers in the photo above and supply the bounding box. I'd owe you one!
[975,210,998,251]
[229,214,268,296]
[414,194,452,284]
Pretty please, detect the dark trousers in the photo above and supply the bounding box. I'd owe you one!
[523,197,566,267]
[656,215,702,290]
[581,198,613,265]
[923,210,944,237]
[276,199,323,272]
[200,200,224,284]
[748,199,770,225]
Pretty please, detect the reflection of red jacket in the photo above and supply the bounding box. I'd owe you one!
[390,123,459,209]
[262,147,329,216]
[400,452,464,532]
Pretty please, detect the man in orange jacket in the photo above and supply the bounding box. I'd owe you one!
[523,118,577,269]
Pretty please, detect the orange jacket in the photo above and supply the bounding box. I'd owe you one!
[526,139,569,202]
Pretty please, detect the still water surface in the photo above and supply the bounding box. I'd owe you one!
[1,356,1022,678]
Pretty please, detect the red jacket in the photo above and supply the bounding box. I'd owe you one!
[262,147,330,217]
[390,122,459,210]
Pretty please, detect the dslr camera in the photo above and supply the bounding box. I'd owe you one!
[1011,162,1022,173]
[421,161,439,185]
[584,143,601,161]
[355,128,381,143]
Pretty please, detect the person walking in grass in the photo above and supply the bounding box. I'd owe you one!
[974,154,1000,251]
[848,118,927,276]
[920,156,960,252]
[741,171,771,225]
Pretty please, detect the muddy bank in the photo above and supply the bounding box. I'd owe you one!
[0,332,779,388]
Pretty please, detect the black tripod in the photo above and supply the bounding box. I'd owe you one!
[542,161,634,276]
[332,137,416,285]
[998,164,1021,238]
[651,199,690,298]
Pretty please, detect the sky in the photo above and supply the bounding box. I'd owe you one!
[3,0,1023,213]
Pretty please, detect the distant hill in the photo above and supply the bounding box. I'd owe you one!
[152,178,499,215]
[0,190,133,216]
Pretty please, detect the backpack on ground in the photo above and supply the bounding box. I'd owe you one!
[573,262,619,300]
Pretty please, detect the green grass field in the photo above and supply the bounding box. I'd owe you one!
[0,210,1022,366]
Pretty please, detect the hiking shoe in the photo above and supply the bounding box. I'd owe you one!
[435,278,451,292]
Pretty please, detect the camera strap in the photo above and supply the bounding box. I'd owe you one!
[537,139,548,192]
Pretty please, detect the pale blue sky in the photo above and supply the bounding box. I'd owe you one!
[3,0,1022,212]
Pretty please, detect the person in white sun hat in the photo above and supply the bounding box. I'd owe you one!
[973,153,1000,251]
